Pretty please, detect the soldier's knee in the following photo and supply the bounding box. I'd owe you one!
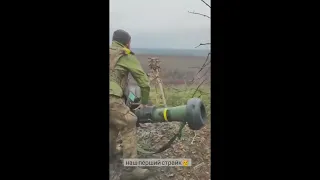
[126,111,137,127]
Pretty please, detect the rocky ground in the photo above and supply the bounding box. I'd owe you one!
[110,121,211,180]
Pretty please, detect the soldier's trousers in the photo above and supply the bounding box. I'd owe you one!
[109,95,138,159]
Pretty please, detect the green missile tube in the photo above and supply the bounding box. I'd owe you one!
[134,98,207,130]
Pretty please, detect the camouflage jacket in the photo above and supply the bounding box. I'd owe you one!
[109,41,150,104]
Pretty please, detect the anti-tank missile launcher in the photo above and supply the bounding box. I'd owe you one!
[125,86,207,130]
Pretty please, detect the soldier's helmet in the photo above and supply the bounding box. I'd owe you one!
[112,29,131,45]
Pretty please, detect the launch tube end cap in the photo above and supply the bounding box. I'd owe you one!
[185,98,207,130]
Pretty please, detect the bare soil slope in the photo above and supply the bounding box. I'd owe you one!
[110,122,211,180]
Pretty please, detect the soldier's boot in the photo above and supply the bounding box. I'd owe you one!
[110,149,123,163]
[120,167,157,180]
[109,128,121,163]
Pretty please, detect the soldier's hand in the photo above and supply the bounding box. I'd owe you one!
[134,104,146,110]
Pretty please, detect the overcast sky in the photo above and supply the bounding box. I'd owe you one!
[110,0,211,49]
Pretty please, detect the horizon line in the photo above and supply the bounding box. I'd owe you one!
[132,47,210,50]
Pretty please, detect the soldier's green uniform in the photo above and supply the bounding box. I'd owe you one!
[110,29,156,180]
[109,40,150,159]
[109,41,150,104]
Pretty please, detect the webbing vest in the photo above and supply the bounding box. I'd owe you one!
[109,47,129,96]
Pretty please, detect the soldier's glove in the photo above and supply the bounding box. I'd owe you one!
[134,104,146,110]
[135,104,154,128]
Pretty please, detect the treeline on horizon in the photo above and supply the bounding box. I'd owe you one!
[131,48,210,57]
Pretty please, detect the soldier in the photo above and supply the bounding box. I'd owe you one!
[109,29,154,180]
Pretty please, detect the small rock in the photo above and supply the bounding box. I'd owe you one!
[166,174,175,177]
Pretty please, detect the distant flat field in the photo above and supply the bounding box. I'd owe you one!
[136,54,209,72]
[127,54,210,85]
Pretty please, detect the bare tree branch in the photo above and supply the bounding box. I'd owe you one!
[188,11,210,19]
[189,52,211,85]
[201,0,211,8]
[198,67,210,81]
[192,76,208,97]
[170,2,211,98]
[196,53,211,75]
[195,43,211,48]
[190,65,210,87]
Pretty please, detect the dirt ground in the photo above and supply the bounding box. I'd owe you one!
[110,54,211,180]
[110,122,211,180]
